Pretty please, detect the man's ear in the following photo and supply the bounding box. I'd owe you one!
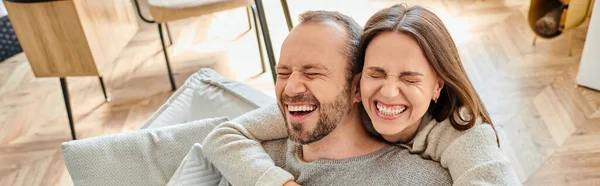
[351,73,362,103]
[433,77,444,101]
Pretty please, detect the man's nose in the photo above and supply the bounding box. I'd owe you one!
[284,73,307,96]
[380,79,399,98]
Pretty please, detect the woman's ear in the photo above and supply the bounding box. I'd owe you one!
[352,73,362,103]
[433,77,444,101]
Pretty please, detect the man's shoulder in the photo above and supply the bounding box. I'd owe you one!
[380,145,445,169]
[377,146,453,185]
[262,138,289,150]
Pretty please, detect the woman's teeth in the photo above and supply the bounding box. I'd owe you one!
[288,105,317,112]
[376,103,407,116]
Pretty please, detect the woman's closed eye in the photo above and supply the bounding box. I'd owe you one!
[367,73,385,79]
[402,78,421,84]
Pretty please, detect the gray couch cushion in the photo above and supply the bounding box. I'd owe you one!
[187,69,275,122]
[142,68,275,129]
[61,117,228,186]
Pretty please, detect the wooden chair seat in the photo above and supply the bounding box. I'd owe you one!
[148,0,253,23]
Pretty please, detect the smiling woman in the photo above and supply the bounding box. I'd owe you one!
[358,4,493,136]
[353,3,520,185]
[358,12,493,146]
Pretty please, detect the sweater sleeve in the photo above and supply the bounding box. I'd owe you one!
[202,104,294,186]
[410,120,521,185]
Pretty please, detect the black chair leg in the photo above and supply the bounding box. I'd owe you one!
[246,7,253,32]
[98,77,111,102]
[249,6,266,74]
[60,78,76,140]
[254,0,278,84]
[281,0,293,31]
[158,23,177,91]
[165,23,174,46]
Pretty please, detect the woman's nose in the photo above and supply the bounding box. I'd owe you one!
[380,80,399,98]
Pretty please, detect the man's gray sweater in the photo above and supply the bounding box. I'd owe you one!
[261,139,453,186]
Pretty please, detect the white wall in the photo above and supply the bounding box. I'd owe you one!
[0,1,7,17]
[577,1,600,91]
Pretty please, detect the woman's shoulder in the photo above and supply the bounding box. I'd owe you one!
[411,108,498,153]
[432,115,495,137]
[434,118,494,133]
[427,116,497,151]
[431,106,492,132]
[423,106,496,142]
[412,117,498,159]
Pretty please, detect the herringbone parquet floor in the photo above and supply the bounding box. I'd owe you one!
[0,0,599,185]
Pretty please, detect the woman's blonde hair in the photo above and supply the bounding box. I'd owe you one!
[358,4,498,143]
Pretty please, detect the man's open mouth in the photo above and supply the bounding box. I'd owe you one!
[288,104,317,117]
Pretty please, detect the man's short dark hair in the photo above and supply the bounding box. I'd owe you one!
[298,11,363,82]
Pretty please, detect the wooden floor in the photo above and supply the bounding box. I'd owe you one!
[1,0,599,185]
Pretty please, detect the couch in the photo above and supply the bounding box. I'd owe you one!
[61,68,276,185]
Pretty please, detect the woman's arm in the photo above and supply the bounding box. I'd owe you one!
[411,120,521,185]
[202,104,294,186]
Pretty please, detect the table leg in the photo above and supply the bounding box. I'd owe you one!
[60,78,76,140]
[98,77,111,102]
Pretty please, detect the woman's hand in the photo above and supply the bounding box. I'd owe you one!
[283,180,301,186]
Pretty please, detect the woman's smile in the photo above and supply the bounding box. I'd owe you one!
[373,100,408,120]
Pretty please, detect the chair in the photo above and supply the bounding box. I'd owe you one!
[132,0,277,90]
[280,0,293,31]
[529,0,595,56]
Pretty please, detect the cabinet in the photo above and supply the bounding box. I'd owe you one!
[3,0,139,139]
[577,1,600,91]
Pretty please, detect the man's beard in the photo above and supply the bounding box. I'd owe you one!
[280,86,352,145]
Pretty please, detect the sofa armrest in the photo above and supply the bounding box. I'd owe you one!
[62,117,229,186]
